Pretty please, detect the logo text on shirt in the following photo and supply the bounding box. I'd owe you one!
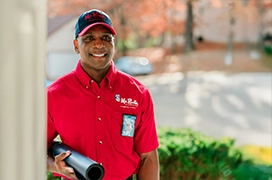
[115,94,138,108]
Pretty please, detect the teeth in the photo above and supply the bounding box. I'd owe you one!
[92,54,105,57]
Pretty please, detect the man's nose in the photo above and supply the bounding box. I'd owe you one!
[93,39,105,49]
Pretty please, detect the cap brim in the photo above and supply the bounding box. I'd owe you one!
[78,22,116,36]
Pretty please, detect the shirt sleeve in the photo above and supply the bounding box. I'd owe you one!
[47,90,58,149]
[134,89,159,153]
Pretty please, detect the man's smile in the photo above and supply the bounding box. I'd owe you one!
[91,53,107,57]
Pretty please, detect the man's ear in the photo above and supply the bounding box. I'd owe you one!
[73,39,79,54]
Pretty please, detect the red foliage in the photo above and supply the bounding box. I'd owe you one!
[47,0,186,38]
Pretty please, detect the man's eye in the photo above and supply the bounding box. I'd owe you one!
[102,36,112,41]
[85,36,94,41]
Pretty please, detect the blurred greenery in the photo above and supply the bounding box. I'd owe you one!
[261,50,272,70]
[158,127,272,180]
[47,128,272,180]
[47,172,59,180]
[264,45,272,56]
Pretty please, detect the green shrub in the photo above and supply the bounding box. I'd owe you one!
[157,127,272,180]
[157,128,242,180]
[47,172,58,180]
[233,161,272,180]
[264,45,272,56]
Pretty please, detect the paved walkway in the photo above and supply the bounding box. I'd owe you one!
[137,71,272,147]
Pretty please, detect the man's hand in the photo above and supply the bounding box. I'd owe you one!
[47,150,77,180]
[54,150,77,179]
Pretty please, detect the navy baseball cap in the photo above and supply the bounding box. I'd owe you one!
[75,9,116,38]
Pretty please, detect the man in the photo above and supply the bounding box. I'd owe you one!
[46,9,160,180]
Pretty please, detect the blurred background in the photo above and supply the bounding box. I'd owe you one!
[45,0,271,179]
[46,0,272,78]
[46,0,271,144]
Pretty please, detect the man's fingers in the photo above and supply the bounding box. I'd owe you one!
[66,166,75,174]
[55,150,71,161]
[54,150,77,179]
[63,166,77,179]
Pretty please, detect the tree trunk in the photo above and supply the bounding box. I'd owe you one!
[225,0,235,66]
[256,0,265,50]
[113,5,128,56]
[183,0,195,53]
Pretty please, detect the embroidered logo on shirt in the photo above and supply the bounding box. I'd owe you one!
[114,94,138,108]
[115,94,121,102]
[121,98,138,107]
[121,114,136,137]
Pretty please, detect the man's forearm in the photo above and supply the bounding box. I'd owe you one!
[137,150,160,180]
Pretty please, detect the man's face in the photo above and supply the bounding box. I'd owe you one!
[74,25,115,72]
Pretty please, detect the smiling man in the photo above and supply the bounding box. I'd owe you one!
[46,9,160,180]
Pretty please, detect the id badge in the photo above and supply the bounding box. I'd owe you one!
[121,114,136,137]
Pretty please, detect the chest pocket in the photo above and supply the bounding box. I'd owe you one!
[108,108,138,151]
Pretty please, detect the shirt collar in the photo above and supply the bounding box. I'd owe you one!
[75,60,117,88]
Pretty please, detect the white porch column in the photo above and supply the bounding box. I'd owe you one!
[0,0,46,179]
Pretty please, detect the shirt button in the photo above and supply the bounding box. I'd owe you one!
[85,86,89,89]
[98,117,101,121]
[99,141,102,144]
[91,80,94,83]
[97,96,100,99]
[100,163,103,166]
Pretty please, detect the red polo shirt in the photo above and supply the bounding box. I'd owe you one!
[47,60,159,180]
